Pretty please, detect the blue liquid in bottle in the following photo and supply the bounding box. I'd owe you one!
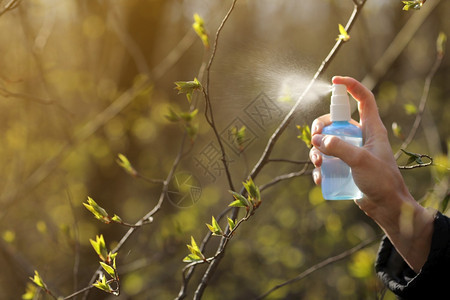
[322,122,363,200]
[321,84,363,200]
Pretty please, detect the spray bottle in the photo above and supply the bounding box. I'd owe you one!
[321,84,363,200]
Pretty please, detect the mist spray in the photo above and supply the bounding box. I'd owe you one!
[321,84,363,200]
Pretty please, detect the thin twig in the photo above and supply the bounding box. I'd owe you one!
[394,43,444,160]
[248,0,366,181]
[81,134,188,300]
[191,2,367,299]
[259,163,311,192]
[268,158,313,165]
[255,236,380,300]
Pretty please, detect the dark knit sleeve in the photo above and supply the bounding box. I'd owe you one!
[375,211,450,300]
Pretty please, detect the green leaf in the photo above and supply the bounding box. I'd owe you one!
[165,108,181,122]
[179,109,198,122]
[183,253,203,263]
[22,283,37,300]
[228,190,250,207]
[402,0,425,11]
[227,217,236,231]
[391,122,403,139]
[206,216,223,236]
[231,126,246,150]
[192,14,209,48]
[111,214,122,223]
[404,103,417,115]
[83,197,109,223]
[29,271,47,290]
[174,78,201,103]
[116,154,138,177]
[90,234,108,262]
[184,236,205,262]
[296,125,312,148]
[336,24,350,42]
[243,177,260,203]
[93,276,112,293]
[100,262,116,279]
[437,32,447,57]
[401,149,424,165]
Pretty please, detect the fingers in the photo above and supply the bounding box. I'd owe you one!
[311,134,366,168]
[332,76,385,135]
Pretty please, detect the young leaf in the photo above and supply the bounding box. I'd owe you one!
[183,253,203,263]
[179,109,198,122]
[404,103,417,115]
[100,262,116,279]
[192,13,209,48]
[174,78,201,103]
[184,236,205,262]
[243,177,260,203]
[90,234,108,262]
[437,32,447,58]
[231,126,246,150]
[206,216,223,236]
[93,276,112,293]
[165,108,181,122]
[296,125,312,148]
[392,122,403,139]
[402,0,425,11]
[401,149,424,165]
[227,217,236,231]
[22,283,38,300]
[336,24,350,42]
[116,154,138,177]
[83,197,109,223]
[228,190,250,207]
[111,214,122,223]
[29,271,48,290]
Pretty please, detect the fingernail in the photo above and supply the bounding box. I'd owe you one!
[311,134,323,148]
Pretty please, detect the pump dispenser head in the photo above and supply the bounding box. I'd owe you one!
[330,84,351,122]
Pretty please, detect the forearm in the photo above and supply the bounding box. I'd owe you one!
[357,187,435,273]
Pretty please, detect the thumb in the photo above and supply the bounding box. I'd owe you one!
[311,134,363,167]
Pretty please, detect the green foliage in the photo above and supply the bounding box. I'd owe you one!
[401,149,425,165]
[100,261,116,278]
[83,197,124,225]
[192,14,209,49]
[29,270,48,290]
[93,275,114,294]
[437,32,447,57]
[90,234,109,262]
[116,153,138,177]
[231,125,246,151]
[183,236,205,262]
[404,103,417,115]
[296,125,312,148]
[229,190,250,208]
[206,216,223,236]
[83,197,110,223]
[227,217,236,231]
[391,122,403,139]
[22,283,38,300]
[174,78,202,103]
[402,0,426,11]
[336,24,350,42]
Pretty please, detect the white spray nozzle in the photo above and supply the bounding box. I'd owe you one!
[330,83,350,121]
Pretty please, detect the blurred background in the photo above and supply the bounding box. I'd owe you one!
[0,0,448,299]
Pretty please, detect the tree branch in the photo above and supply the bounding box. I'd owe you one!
[394,40,444,160]
[189,2,368,299]
[255,235,380,300]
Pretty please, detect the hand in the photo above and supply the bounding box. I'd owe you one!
[309,76,434,272]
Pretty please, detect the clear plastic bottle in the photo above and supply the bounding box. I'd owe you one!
[321,84,363,200]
